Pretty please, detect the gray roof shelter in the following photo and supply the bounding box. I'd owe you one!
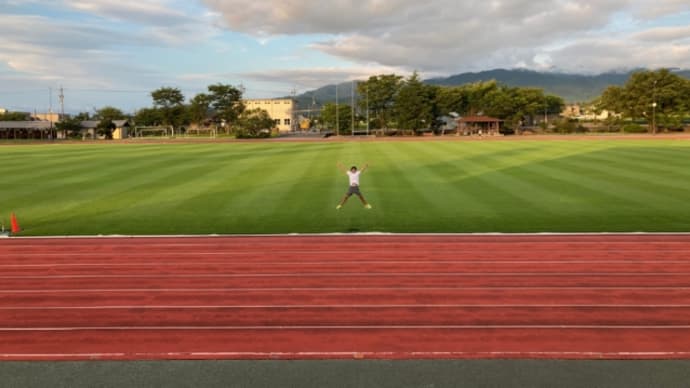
[0,121,54,139]
[81,120,130,129]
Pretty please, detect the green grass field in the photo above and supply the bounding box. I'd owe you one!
[2,139,690,235]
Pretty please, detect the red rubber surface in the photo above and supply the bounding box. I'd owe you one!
[1,234,690,360]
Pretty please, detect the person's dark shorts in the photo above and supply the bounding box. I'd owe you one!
[346,185,361,196]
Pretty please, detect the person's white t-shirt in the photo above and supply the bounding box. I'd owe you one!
[347,171,361,186]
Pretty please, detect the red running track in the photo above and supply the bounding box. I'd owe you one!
[1,234,690,360]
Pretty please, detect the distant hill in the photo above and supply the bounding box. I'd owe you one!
[426,69,690,102]
[292,69,690,110]
[425,69,634,102]
[292,83,358,114]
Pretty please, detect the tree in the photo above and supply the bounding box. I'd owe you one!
[151,87,184,107]
[394,72,436,133]
[235,108,275,138]
[321,103,353,134]
[0,111,30,121]
[357,74,403,129]
[94,106,126,122]
[93,106,126,139]
[189,93,212,125]
[435,86,470,116]
[55,117,83,138]
[96,120,115,139]
[473,85,563,133]
[599,69,690,132]
[151,87,186,131]
[73,112,91,121]
[465,81,501,115]
[207,84,245,133]
[545,95,565,116]
[478,86,518,130]
[134,107,163,127]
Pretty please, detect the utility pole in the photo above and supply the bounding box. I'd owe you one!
[291,87,297,132]
[351,80,355,136]
[652,80,658,135]
[59,86,65,119]
[335,83,339,136]
[366,84,369,136]
[49,87,53,139]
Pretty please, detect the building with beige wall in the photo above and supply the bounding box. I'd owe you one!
[562,104,618,121]
[243,99,296,133]
[81,119,131,139]
[31,112,62,123]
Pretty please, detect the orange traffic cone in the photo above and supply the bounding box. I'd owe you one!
[10,213,21,234]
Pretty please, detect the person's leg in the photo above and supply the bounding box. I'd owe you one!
[356,193,372,208]
[337,193,351,208]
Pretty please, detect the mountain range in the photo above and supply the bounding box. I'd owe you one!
[292,69,690,110]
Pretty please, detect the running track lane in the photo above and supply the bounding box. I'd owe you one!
[1,234,690,360]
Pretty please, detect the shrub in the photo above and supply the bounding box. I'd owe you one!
[236,129,271,139]
[553,119,587,134]
[622,124,647,133]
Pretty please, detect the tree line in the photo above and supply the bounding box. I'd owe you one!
[54,84,273,138]
[6,69,689,138]
[133,84,272,138]
[317,72,565,135]
[597,69,690,133]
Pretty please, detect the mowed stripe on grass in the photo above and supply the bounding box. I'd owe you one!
[1,139,690,235]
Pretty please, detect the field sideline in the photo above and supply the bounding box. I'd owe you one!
[2,138,690,235]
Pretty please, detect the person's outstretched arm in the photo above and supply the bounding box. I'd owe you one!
[360,163,370,173]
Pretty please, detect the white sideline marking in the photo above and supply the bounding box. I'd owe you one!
[2,272,689,280]
[9,232,690,239]
[2,259,689,267]
[1,304,689,310]
[2,286,689,293]
[3,325,690,331]
[2,351,690,359]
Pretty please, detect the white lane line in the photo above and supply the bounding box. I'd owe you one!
[6,260,689,267]
[3,272,690,279]
[2,325,690,331]
[6,248,690,255]
[2,286,690,293]
[2,304,690,310]
[3,351,690,359]
[7,231,690,239]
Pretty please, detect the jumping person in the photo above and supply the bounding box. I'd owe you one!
[336,162,372,210]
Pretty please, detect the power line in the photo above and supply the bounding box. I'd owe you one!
[2,89,48,95]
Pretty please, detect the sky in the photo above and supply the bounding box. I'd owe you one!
[1,0,689,114]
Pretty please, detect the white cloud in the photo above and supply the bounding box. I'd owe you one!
[203,0,690,73]
[63,0,220,45]
[0,15,137,82]
[629,0,690,19]
[3,0,690,112]
[545,37,690,73]
[64,0,192,25]
[241,65,412,90]
[631,25,690,42]
[0,1,219,83]
[0,2,219,112]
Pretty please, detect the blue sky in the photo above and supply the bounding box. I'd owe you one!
[1,0,689,114]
